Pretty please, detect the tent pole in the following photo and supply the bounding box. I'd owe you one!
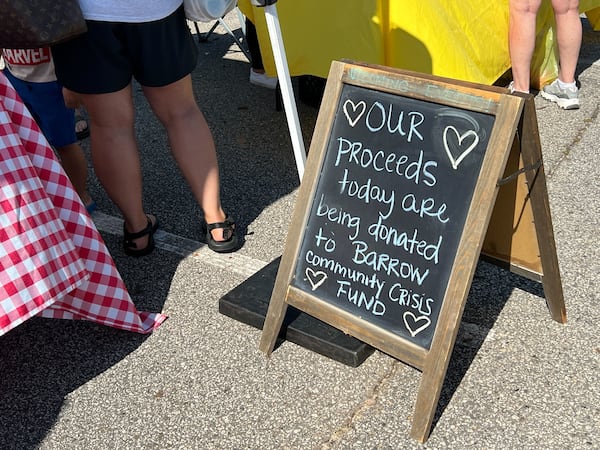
[263,4,306,182]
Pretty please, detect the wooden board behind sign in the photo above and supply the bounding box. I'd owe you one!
[483,138,544,278]
[259,61,565,442]
[482,95,565,323]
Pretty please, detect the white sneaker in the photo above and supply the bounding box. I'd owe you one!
[250,69,278,89]
[540,79,580,110]
[507,81,529,94]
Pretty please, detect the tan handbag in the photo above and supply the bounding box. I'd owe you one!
[0,0,87,49]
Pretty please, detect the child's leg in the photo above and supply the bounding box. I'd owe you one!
[55,142,92,207]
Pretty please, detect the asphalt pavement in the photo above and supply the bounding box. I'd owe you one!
[0,14,598,450]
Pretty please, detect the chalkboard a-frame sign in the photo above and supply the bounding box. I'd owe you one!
[259,61,565,442]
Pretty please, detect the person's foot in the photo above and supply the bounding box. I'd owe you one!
[540,79,580,110]
[250,69,278,89]
[84,200,96,214]
[123,214,159,257]
[75,108,90,140]
[508,81,529,94]
[204,215,239,253]
[79,192,96,214]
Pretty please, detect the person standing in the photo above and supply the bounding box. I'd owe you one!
[51,1,239,256]
[246,18,277,89]
[1,47,95,212]
[509,0,582,109]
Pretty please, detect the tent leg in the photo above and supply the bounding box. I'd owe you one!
[263,5,306,181]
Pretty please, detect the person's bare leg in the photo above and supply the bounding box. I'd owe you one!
[80,84,153,246]
[552,0,581,84]
[55,142,92,206]
[142,75,229,241]
[509,0,542,92]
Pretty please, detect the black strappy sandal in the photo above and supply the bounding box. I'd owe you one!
[123,215,159,257]
[205,215,239,253]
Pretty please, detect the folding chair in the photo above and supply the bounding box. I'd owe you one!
[190,7,251,62]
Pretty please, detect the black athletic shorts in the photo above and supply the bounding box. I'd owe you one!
[52,6,198,94]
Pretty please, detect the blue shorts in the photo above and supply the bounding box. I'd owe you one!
[51,6,198,94]
[4,69,77,148]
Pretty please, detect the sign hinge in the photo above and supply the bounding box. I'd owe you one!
[497,160,542,186]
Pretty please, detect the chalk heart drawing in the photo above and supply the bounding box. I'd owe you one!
[443,126,479,170]
[343,99,366,127]
[306,267,327,291]
[403,311,432,337]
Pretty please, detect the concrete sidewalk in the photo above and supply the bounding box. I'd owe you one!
[0,15,598,450]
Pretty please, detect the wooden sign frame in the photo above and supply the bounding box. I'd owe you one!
[259,61,565,442]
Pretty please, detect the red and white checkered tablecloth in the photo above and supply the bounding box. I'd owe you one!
[0,72,166,336]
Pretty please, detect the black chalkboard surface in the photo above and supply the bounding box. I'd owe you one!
[291,84,494,349]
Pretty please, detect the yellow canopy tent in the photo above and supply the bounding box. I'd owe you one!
[586,6,600,29]
[239,0,600,89]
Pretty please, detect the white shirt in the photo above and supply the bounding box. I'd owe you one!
[2,48,56,83]
[78,0,183,23]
